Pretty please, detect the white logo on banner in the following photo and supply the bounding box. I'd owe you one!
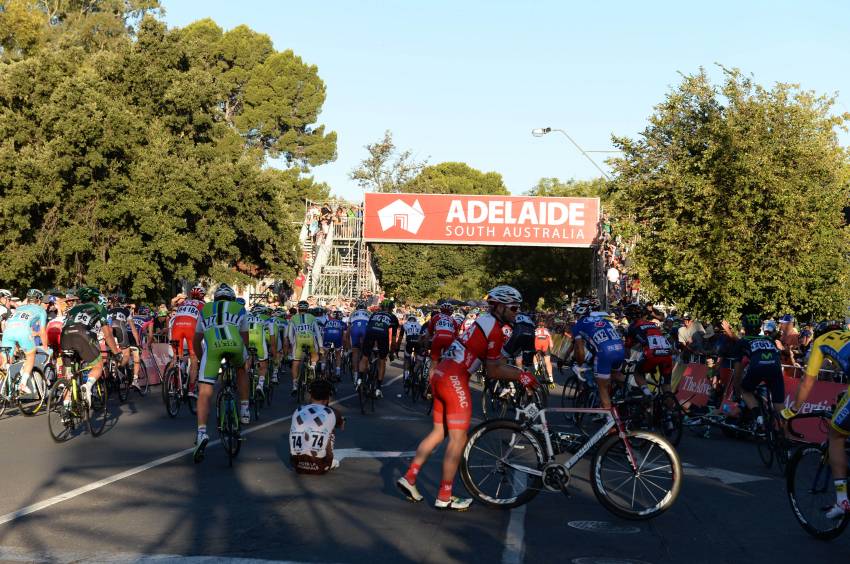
[377,199,425,234]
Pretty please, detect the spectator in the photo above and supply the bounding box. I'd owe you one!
[678,312,706,363]
[778,314,800,366]
[289,379,344,474]
[293,270,306,301]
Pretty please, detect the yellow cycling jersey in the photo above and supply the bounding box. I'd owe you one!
[805,330,850,379]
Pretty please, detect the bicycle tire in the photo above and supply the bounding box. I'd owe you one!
[116,364,130,403]
[787,443,850,540]
[657,392,683,447]
[136,361,149,396]
[218,388,241,466]
[757,420,775,469]
[86,378,109,437]
[460,419,545,509]
[17,368,48,416]
[164,368,181,418]
[47,379,73,442]
[590,431,681,520]
[368,362,377,413]
[481,380,509,420]
[0,374,10,418]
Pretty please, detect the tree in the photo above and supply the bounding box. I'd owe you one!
[609,67,850,320]
[0,6,333,299]
[349,130,426,193]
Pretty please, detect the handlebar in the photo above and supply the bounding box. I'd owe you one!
[788,409,833,440]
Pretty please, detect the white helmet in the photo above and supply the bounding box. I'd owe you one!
[486,285,522,305]
[214,283,236,301]
[0,289,11,299]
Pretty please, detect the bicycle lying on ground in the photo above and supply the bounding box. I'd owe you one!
[461,400,682,519]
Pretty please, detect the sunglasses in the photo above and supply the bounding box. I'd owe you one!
[506,304,520,312]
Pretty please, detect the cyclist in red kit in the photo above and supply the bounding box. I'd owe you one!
[425,302,461,379]
[397,286,539,511]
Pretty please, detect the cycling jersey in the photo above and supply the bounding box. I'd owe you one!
[61,303,109,368]
[322,319,346,349]
[626,319,674,384]
[168,299,203,355]
[1,304,47,354]
[46,315,64,349]
[348,310,370,348]
[287,313,322,359]
[432,313,505,431]
[195,300,249,383]
[503,315,535,359]
[735,335,784,402]
[107,306,132,347]
[573,314,625,379]
[804,330,850,434]
[401,320,423,353]
[534,327,552,353]
[428,312,461,362]
[289,403,341,474]
[247,312,270,361]
[362,311,399,359]
[132,315,153,347]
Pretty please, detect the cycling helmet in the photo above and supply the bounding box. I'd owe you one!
[76,287,99,302]
[814,320,844,338]
[98,295,108,307]
[190,285,206,300]
[440,302,454,314]
[486,285,522,305]
[407,314,418,322]
[573,300,591,317]
[762,320,778,334]
[0,289,11,299]
[26,289,44,302]
[624,302,643,320]
[381,299,395,311]
[213,283,236,301]
[297,300,309,312]
[741,313,762,333]
[332,310,343,320]
[138,305,152,316]
[355,300,367,310]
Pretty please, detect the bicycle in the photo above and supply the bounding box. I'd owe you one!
[402,347,422,403]
[358,348,378,414]
[560,363,601,434]
[340,349,353,385]
[460,401,682,519]
[614,368,684,447]
[46,350,108,440]
[125,346,149,396]
[481,365,547,420]
[295,344,316,406]
[786,408,850,540]
[753,384,790,472]
[247,347,264,421]
[216,356,242,466]
[0,346,49,417]
[103,351,130,403]
[162,340,197,418]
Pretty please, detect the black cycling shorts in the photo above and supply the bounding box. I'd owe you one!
[741,364,785,403]
[60,326,101,366]
[361,331,390,359]
[405,337,423,354]
[111,325,128,347]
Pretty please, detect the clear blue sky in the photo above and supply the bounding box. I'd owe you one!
[163,0,850,201]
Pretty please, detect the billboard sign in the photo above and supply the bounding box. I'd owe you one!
[363,192,600,247]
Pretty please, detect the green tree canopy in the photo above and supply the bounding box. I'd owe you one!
[0,4,333,299]
[609,67,850,320]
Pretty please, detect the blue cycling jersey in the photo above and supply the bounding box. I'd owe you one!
[573,315,624,355]
[323,319,346,342]
[6,304,46,333]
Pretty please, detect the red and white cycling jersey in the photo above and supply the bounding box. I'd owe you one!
[428,312,460,338]
[440,313,506,375]
[534,327,552,352]
[626,320,672,358]
[171,299,204,326]
[462,317,476,332]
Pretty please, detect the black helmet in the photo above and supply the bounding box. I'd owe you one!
[814,320,843,338]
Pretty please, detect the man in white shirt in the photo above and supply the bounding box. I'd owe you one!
[289,379,345,475]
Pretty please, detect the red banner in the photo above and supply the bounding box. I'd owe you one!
[782,375,845,443]
[363,192,600,247]
[675,363,712,408]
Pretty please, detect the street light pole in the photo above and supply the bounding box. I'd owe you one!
[531,126,612,181]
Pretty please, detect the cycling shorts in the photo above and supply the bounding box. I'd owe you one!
[248,328,269,361]
[294,333,318,360]
[831,388,850,435]
[199,336,247,384]
[431,361,472,431]
[405,338,423,354]
[741,364,784,403]
[1,325,36,354]
[638,355,673,386]
[350,325,367,349]
[362,331,390,359]
[430,334,455,362]
[111,324,129,348]
[323,334,343,349]
[46,323,63,349]
[593,347,625,380]
[169,322,196,357]
[60,326,101,370]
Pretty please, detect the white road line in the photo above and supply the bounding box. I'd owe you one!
[501,474,527,564]
[0,374,403,527]
[681,463,772,485]
[0,545,347,563]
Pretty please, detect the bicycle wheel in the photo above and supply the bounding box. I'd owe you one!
[217,389,240,466]
[18,368,48,416]
[757,419,775,469]
[0,373,10,418]
[786,444,850,540]
[460,419,545,509]
[164,368,181,418]
[590,431,682,520]
[47,380,73,442]
[657,392,683,447]
[481,380,510,420]
[575,386,601,436]
[135,361,149,396]
[117,365,130,403]
[86,378,109,437]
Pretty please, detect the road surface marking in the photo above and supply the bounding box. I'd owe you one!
[333,448,416,462]
[501,474,527,564]
[0,545,345,563]
[682,463,771,485]
[0,376,402,526]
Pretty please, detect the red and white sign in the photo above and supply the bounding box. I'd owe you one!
[363,192,600,247]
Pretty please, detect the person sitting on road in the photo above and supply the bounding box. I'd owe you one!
[397,285,539,511]
[289,379,345,475]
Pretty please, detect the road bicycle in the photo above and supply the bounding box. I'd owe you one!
[103,351,130,403]
[358,348,379,414]
[560,363,601,434]
[613,365,684,447]
[216,356,242,467]
[340,349,353,385]
[786,408,850,540]
[461,401,682,519]
[247,347,264,421]
[46,350,108,440]
[125,345,149,396]
[295,344,316,406]
[0,346,49,417]
[162,340,197,418]
[403,346,428,403]
[481,364,547,420]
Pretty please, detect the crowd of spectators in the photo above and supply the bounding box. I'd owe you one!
[596,212,638,306]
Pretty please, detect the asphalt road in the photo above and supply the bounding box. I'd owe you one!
[0,361,846,564]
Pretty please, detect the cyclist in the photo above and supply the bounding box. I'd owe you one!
[568,299,625,409]
[398,285,539,510]
[107,294,143,390]
[192,284,250,463]
[782,320,850,518]
[400,313,423,383]
[425,302,461,380]
[347,301,370,385]
[0,289,12,331]
[169,286,205,397]
[60,288,122,404]
[247,304,275,394]
[287,301,323,396]
[357,298,399,399]
[321,308,346,381]
[289,379,345,474]
[272,308,289,384]
[1,289,49,394]
[534,316,555,388]
[132,305,155,351]
[625,303,674,398]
